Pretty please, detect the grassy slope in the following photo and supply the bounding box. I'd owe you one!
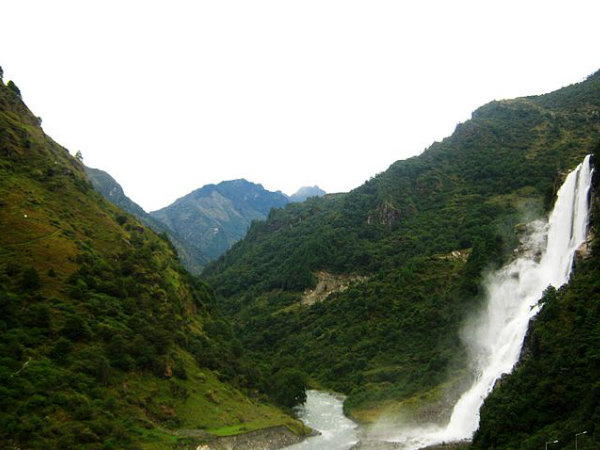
[0,79,306,450]
[203,71,600,421]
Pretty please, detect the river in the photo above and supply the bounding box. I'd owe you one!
[281,390,359,450]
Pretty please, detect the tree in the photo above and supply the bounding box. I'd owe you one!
[61,315,92,341]
[20,267,41,292]
[270,368,308,408]
[7,80,21,98]
[0,66,3,82]
[75,150,84,163]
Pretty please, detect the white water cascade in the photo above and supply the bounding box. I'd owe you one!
[387,155,593,450]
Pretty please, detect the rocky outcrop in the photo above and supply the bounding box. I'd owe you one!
[377,201,400,227]
[574,227,594,262]
[302,271,367,305]
[434,249,470,262]
[351,435,470,450]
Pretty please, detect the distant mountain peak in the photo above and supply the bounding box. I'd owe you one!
[150,179,289,262]
[289,185,326,203]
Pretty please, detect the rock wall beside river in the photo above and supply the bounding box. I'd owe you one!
[178,426,305,450]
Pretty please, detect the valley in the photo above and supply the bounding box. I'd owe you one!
[1,66,600,450]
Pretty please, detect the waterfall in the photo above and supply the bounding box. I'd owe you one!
[387,155,593,450]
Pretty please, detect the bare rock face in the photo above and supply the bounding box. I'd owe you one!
[434,249,471,262]
[574,228,594,262]
[513,219,547,262]
[301,271,368,305]
[378,201,400,227]
[184,426,305,450]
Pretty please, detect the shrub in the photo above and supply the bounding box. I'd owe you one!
[50,337,73,363]
[269,368,307,408]
[61,315,92,341]
[20,267,41,292]
[7,80,21,98]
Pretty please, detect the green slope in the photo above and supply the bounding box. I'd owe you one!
[202,70,600,420]
[0,77,307,449]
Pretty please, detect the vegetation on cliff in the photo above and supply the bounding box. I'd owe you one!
[472,145,600,450]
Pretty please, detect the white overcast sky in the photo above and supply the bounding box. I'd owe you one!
[1,1,599,211]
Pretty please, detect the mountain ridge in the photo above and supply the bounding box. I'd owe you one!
[150,179,290,264]
[84,165,209,272]
[86,167,328,272]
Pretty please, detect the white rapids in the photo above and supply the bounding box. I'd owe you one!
[281,390,359,450]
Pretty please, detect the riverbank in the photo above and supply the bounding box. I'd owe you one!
[351,438,471,450]
[176,425,311,450]
[177,390,361,450]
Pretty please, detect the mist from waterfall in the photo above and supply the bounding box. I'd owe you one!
[385,155,593,450]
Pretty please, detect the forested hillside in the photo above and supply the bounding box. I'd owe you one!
[203,71,600,421]
[0,76,307,449]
